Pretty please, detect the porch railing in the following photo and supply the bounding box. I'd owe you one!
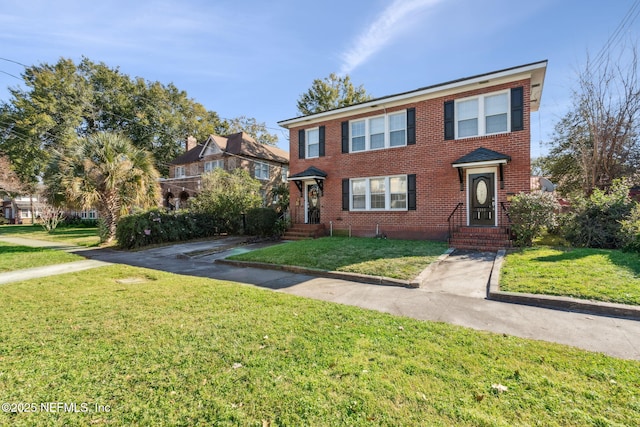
[499,201,512,237]
[447,202,464,244]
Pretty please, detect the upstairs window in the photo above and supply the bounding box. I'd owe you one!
[350,111,407,152]
[307,128,319,158]
[175,166,186,178]
[454,90,511,139]
[204,159,223,173]
[255,162,270,180]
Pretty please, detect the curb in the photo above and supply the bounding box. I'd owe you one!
[216,258,423,288]
[488,250,640,321]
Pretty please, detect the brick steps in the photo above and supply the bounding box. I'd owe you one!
[282,224,326,240]
[449,226,512,252]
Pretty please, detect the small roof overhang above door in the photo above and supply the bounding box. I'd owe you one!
[288,166,328,193]
[452,147,511,190]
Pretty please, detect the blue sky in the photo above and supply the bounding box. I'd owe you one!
[1,0,638,158]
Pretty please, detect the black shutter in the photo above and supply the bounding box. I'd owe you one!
[341,121,349,153]
[319,125,325,157]
[406,108,416,145]
[444,100,454,140]
[342,179,350,211]
[407,174,416,210]
[298,129,305,159]
[511,87,524,131]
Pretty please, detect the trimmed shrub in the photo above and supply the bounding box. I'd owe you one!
[563,179,635,249]
[116,209,224,249]
[508,191,559,247]
[244,208,279,237]
[620,203,640,252]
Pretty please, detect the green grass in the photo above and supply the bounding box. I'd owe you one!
[228,237,448,280]
[1,265,639,426]
[0,224,100,247]
[0,241,84,272]
[501,246,640,305]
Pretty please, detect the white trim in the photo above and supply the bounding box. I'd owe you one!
[287,175,325,182]
[466,167,498,227]
[278,61,547,128]
[452,158,508,168]
[305,127,320,159]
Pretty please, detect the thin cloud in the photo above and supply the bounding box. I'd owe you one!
[339,0,442,75]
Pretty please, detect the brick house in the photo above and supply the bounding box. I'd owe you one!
[159,132,289,210]
[278,61,547,249]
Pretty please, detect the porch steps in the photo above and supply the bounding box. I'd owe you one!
[449,226,512,252]
[282,224,326,241]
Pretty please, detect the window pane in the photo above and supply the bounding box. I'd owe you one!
[307,129,319,157]
[389,113,405,131]
[352,136,365,151]
[352,179,366,209]
[308,143,319,158]
[390,130,406,146]
[458,118,478,137]
[370,134,385,149]
[369,117,384,149]
[486,114,507,133]
[370,178,386,209]
[485,93,507,116]
[351,121,365,151]
[457,99,478,120]
[390,176,407,209]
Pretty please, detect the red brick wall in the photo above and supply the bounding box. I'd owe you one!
[288,79,532,240]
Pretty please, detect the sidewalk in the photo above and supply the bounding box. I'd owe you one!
[2,235,640,360]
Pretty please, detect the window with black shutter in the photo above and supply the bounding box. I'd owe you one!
[511,87,524,131]
[444,101,454,140]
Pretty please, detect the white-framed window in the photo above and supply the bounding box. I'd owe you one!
[350,111,407,152]
[306,128,319,158]
[175,166,186,178]
[255,162,270,180]
[350,175,408,211]
[204,159,223,173]
[455,90,509,139]
[281,166,289,182]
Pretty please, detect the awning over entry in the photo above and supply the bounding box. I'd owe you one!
[452,147,511,190]
[288,166,327,193]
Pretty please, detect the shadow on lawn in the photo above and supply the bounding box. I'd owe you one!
[533,247,640,277]
[0,244,54,254]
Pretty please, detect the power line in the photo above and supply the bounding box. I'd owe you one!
[590,0,640,73]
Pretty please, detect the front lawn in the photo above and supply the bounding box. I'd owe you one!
[227,237,448,280]
[1,265,639,426]
[0,224,100,247]
[0,241,84,272]
[501,246,640,305]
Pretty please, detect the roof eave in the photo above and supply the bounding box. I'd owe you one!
[279,60,548,128]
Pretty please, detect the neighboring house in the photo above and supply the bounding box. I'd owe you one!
[160,132,290,209]
[2,196,44,224]
[278,61,547,250]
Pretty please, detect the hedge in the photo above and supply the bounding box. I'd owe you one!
[116,209,226,249]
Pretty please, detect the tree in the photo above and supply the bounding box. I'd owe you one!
[225,115,278,145]
[0,154,25,196]
[189,168,262,233]
[0,56,227,180]
[543,46,640,196]
[296,73,372,115]
[45,132,160,243]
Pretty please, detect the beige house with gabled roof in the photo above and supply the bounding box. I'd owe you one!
[160,132,289,209]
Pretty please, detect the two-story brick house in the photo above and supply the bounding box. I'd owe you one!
[160,132,289,209]
[278,61,547,250]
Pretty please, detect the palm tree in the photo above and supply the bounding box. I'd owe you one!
[47,132,159,243]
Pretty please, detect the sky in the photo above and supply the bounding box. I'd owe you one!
[1,0,639,158]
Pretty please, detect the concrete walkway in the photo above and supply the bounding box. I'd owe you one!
[2,236,640,360]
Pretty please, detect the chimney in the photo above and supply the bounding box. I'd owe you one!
[185,136,197,153]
